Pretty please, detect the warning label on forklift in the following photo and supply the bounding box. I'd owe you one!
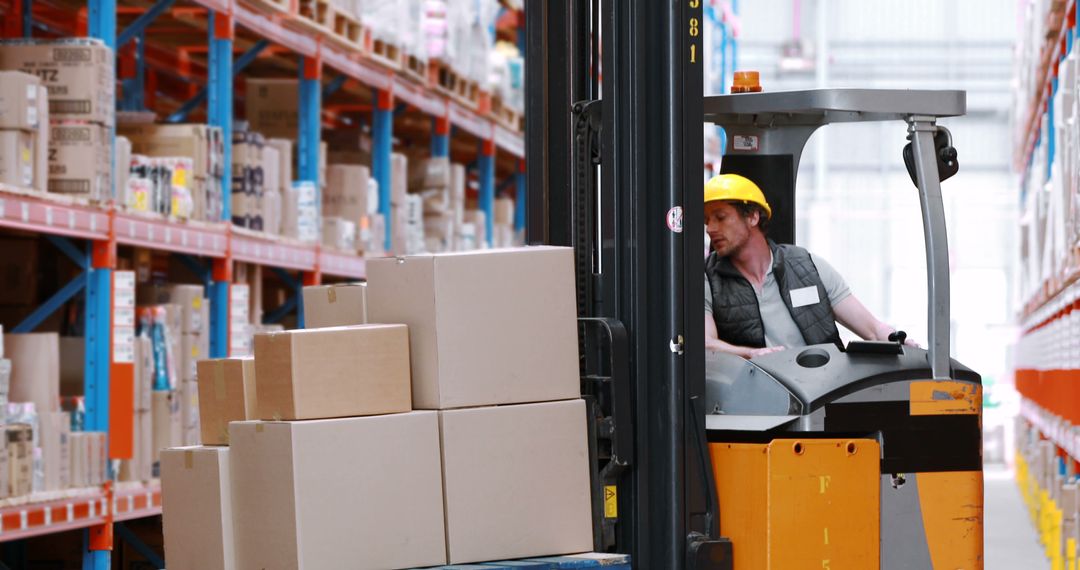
[666,207,683,233]
[733,135,759,151]
[604,485,618,518]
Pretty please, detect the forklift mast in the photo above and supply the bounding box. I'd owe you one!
[525,1,725,569]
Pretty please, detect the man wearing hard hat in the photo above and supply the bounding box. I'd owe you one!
[703,173,909,358]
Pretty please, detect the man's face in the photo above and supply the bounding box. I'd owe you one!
[705,201,756,256]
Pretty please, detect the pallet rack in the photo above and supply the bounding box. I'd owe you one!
[0,0,526,565]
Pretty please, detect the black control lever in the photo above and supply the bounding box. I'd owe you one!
[888,330,908,344]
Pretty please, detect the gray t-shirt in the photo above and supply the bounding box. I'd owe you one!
[704,253,851,348]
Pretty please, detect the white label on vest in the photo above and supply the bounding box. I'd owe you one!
[790,286,821,308]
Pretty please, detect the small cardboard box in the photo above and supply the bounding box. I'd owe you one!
[266,138,293,190]
[301,283,367,328]
[324,164,369,225]
[48,122,110,199]
[0,129,34,187]
[439,399,593,563]
[152,390,182,461]
[253,325,411,420]
[367,247,580,409]
[0,71,40,130]
[161,446,236,570]
[245,78,298,139]
[196,358,257,445]
[6,423,32,497]
[5,332,60,413]
[320,216,356,252]
[230,412,446,569]
[40,411,70,491]
[0,40,115,125]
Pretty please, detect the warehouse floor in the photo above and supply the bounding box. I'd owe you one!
[985,464,1047,569]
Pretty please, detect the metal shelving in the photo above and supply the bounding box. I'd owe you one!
[0,0,525,564]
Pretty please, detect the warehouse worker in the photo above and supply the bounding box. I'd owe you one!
[703,173,912,359]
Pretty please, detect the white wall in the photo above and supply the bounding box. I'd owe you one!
[719,0,1018,388]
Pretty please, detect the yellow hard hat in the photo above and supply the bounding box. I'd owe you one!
[703,174,772,219]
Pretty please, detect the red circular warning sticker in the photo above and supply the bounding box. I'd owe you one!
[666,206,684,233]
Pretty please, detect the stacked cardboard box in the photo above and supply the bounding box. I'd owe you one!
[0,71,45,192]
[232,130,266,230]
[322,164,368,253]
[0,39,114,200]
[245,79,298,140]
[139,285,210,446]
[117,123,225,220]
[285,181,319,243]
[163,247,590,569]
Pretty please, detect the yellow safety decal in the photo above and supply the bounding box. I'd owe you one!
[909,380,980,415]
[604,485,618,518]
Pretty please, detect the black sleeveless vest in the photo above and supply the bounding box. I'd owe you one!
[705,241,842,349]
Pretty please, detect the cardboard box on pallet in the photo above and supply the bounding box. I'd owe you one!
[245,79,299,140]
[230,412,447,569]
[439,399,593,563]
[162,446,236,570]
[301,283,367,328]
[0,39,115,126]
[48,122,111,199]
[196,358,257,446]
[366,247,580,409]
[253,325,411,420]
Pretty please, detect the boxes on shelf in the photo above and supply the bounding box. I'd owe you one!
[367,246,580,409]
[253,324,412,420]
[302,283,367,328]
[232,130,266,230]
[321,216,357,252]
[245,78,298,140]
[47,122,111,200]
[118,123,225,220]
[0,38,115,126]
[69,431,106,487]
[440,399,592,563]
[6,423,31,497]
[152,390,182,466]
[39,411,70,491]
[324,163,369,228]
[195,358,257,446]
[0,129,33,188]
[230,412,447,569]
[0,71,41,131]
[162,446,236,570]
[283,181,319,243]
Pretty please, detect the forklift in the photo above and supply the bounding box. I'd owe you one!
[525,2,983,569]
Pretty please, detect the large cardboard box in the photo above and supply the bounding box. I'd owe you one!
[245,79,298,139]
[48,122,110,199]
[367,247,580,409]
[40,411,70,491]
[0,40,115,126]
[196,358,257,445]
[324,164,369,225]
[0,129,34,187]
[161,446,236,570]
[230,412,446,569]
[440,400,593,563]
[5,332,60,413]
[253,325,411,420]
[301,283,367,328]
[266,138,293,189]
[0,71,40,130]
[152,390,182,462]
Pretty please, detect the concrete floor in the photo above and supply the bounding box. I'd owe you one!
[985,464,1048,570]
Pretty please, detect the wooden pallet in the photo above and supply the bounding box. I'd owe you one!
[401,52,427,85]
[369,37,403,71]
[428,59,479,109]
[328,10,364,51]
[297,0,331,27]
[491,95,524,133]
[245,0,291,15]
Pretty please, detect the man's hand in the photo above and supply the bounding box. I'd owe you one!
[746,346,786,359]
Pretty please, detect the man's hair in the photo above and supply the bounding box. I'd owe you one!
[731,201,770,235]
